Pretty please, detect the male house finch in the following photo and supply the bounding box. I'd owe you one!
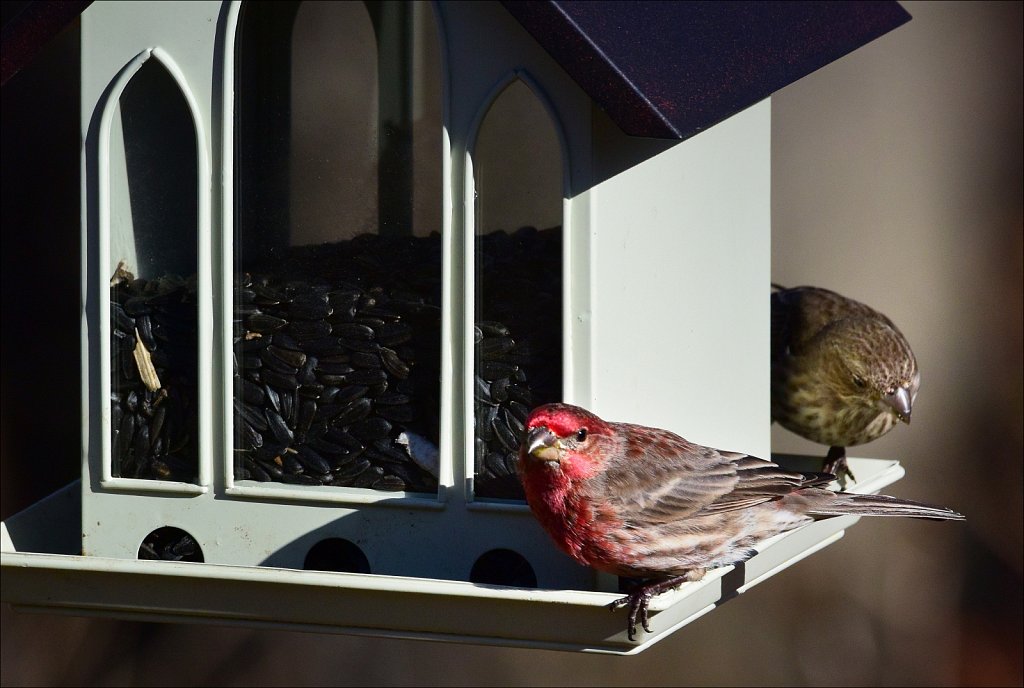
[519,403,963,640]
[771,284,919,484]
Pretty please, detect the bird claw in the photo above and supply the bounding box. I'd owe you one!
[824,447,856,490]
[610,589,653,641]
[609,576,689,641]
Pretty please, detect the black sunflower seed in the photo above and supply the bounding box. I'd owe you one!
[260,348,299,375]
[478,336,515,358]
[255,457,285,480]
[490,376,510,403]
[492,414,521,453]
[474,376,493,405]
[380,347,410,379]
[334,458,372,483]
[261,368,300,391]
[328,290,361,312]
[263,383,281,413]
[281,449,304,475]
[296,399,316,439]
[236,399,268,431]
[297,356,318,385]
[319,386,341,404]
[252,284,283,305]
[240,335,270,352]
[346,369,387,385]
[306,435,350,457]
[353,465,385,489]
[476,405,497,441]
[372,474,407,491]
[507,382,533,406]
[288,294,332,320]
[332,385,368,405]
[297,383,324,399]
[244,457,273,481]
[503,405,525,435]
[341,339,381,354]
[265,408,295,445]
[330,397,373,426]
[508,400,530,424]
[281,472,322,486]
[374,392,410,405]
[333,323,375,340]
[239,419,264,449]
[485,451,510,476]
[351,351,382,369]
[268,345,307,369]
[311,357,349,375]
[241,378,265,405]
[352,416,392,442]
[479,359,518,381]
[297,336,347,356]
[247,313,288,334]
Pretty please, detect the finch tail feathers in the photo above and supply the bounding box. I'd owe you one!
[808,493,965,521]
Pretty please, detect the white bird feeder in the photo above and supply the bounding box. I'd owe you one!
[1,0,911,654]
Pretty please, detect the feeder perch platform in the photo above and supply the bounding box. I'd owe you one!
[2,456,903,654]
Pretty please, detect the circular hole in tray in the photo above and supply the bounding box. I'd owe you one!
[470,548,537,588]
[138,526,204,562]
[304,537,371,573]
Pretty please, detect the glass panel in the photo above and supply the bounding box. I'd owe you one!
[234,1,443,492]
[473,80,563,499]
[109,59,199,482]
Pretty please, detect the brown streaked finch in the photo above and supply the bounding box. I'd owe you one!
[771,284,920,485]
[519,403,963,641]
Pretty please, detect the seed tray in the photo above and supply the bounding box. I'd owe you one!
[2,456,903,654]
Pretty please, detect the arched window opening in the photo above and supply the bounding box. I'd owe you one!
[233,1,443,493]
[472,79,564,500]
[109,57,200,484]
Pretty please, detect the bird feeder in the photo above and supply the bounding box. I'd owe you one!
[1,0,911,654]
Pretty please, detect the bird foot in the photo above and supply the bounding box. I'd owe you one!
[610,576,688,641]
[824,446,856,490]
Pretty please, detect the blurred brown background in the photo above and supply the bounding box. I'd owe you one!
[2,1,1021,685]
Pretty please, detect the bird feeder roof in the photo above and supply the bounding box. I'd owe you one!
[501,0,911,139]
[4,2,911,140]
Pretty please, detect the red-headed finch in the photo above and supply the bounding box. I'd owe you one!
[771,284,920,484]
[519,403,963,640]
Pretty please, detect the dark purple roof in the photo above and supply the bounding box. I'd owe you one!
[1,1,91,85]
[501,1,911,139]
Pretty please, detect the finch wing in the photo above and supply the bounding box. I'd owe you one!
[772,286,888,355]
[602,425,832,524]
[600,425,740,523]
[694,457,833,515]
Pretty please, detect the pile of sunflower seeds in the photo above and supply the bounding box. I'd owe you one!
[109,228,561,497]
[232,272,440,491]
[110,267,199,482]
[473,320,533,498]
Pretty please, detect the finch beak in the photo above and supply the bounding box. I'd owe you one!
[885,386,913,424]
[526,426,561,462]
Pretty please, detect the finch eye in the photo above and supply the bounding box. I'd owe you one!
[575,428,588,442]
[853,375,866,388]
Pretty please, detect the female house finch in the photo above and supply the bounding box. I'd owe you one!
[519,403,963,640]
[771,284,919,484]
